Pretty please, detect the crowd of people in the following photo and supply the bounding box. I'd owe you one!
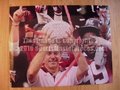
[9,5,112,87]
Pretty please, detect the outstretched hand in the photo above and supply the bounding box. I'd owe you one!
[13,6,30,24]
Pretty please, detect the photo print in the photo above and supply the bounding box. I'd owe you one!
[9,5,112,87]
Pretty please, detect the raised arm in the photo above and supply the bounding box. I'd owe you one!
[10,7,26,56]
[27,50,46,83]
[27,31,52,83]
[76,51,88,81]
[9,7,29,83]
[91,36,111,50]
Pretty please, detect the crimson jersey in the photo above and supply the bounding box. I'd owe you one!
[80,47,112,85]
[80,60,112,84]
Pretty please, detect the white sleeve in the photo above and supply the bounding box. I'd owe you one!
[9,41,20,56]
[27,69,43,87]
[67,66,81,85]
[27,74,40,87]
[94,47,106,66]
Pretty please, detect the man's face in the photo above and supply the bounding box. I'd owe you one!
[82,32,97,59]
[44,44,61,69]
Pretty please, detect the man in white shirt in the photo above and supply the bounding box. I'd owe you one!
[27,43,88,87]
[27,21,88,87]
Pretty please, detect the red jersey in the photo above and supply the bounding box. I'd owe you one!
[80,47,112,84]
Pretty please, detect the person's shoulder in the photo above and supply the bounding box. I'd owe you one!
[39,67,49,74]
